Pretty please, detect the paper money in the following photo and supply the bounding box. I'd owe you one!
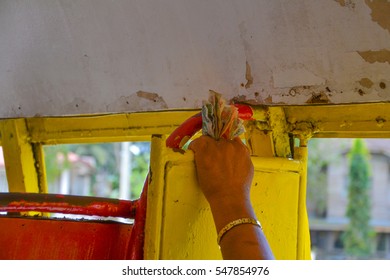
[201,90,245,140]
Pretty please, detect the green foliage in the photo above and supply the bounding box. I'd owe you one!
[307,139,347,217]
[44,145,71,184]
[44,142,150,199]
[342,139,375,258]
[130,144,150,199]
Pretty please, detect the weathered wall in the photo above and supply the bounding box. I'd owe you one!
[0,0,389,117]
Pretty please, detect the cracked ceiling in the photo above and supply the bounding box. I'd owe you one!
[0,0,389,118]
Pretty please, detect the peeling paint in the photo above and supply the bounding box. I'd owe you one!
[334,0,356,8]
[377,80,390,98]
[289,121,319,139]
[264,95,273,104]
[106,91,168,112]
[245,61,253,89]
[376,116,386,128]
[267,107,292,158]
[340,120,353,128]
[359,78,374,88]
[286,85,314,96]
[231,94,263,106]
[364,0,390,33]
[357,88,367,96]
[136,91,164,103]
[358,49,390,64]
[334,0,346,7]
[305,92,331,104]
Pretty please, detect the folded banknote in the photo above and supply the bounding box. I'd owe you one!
[201,90,245,140]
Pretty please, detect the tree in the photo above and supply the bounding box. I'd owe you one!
[343,139,375,258]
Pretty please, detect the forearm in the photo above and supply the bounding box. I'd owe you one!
[189,136,274,260]
[209,198,275,260]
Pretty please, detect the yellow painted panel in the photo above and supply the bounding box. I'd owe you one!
[162,159,220,260]
[145,137,307,260]
[245,124,274,157]
[250,169,300,260]
[0,119,39,193]
[162,159,301,260]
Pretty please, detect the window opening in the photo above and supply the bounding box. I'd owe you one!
[44,142,150,200]
[0,147,8,193]
[307,138,390,260]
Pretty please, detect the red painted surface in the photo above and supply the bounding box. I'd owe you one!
[0,193,137,218]
[234,104,255,121]
[166,112,203,148]
[127,177,148,260]
[0,216,133,260]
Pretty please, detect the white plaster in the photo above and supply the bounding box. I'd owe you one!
[273,67,326,88]
[0,0,389,117]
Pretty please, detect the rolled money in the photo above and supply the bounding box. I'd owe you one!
[201,90,245,140]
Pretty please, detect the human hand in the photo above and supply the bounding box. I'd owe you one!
[188,135,254,205]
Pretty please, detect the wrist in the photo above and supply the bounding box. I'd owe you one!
[208,196,257,233]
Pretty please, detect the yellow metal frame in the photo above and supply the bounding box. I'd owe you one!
[0,102,389,259]
[0,119,40,193]
[285,102,390,138]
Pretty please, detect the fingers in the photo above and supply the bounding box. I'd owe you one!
[189,136,247,153]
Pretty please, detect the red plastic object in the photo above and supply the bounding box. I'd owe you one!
[166,104,254,148]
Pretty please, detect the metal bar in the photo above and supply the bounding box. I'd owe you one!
[294,139,312,260]
[267,107,292,158]
[26,111,199,145]
[31,143,48,193]
[0,119,40,192]
[284,102,390,138]
[0,192,137,219]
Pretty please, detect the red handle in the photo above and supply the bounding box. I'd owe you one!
[166,104,254,149]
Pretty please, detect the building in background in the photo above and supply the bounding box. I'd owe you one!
[48,152,97,197]
[309,139,390,259]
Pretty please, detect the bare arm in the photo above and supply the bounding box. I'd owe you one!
[189,136,275,260]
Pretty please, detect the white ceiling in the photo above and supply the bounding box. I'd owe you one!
[0,0,389,118]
